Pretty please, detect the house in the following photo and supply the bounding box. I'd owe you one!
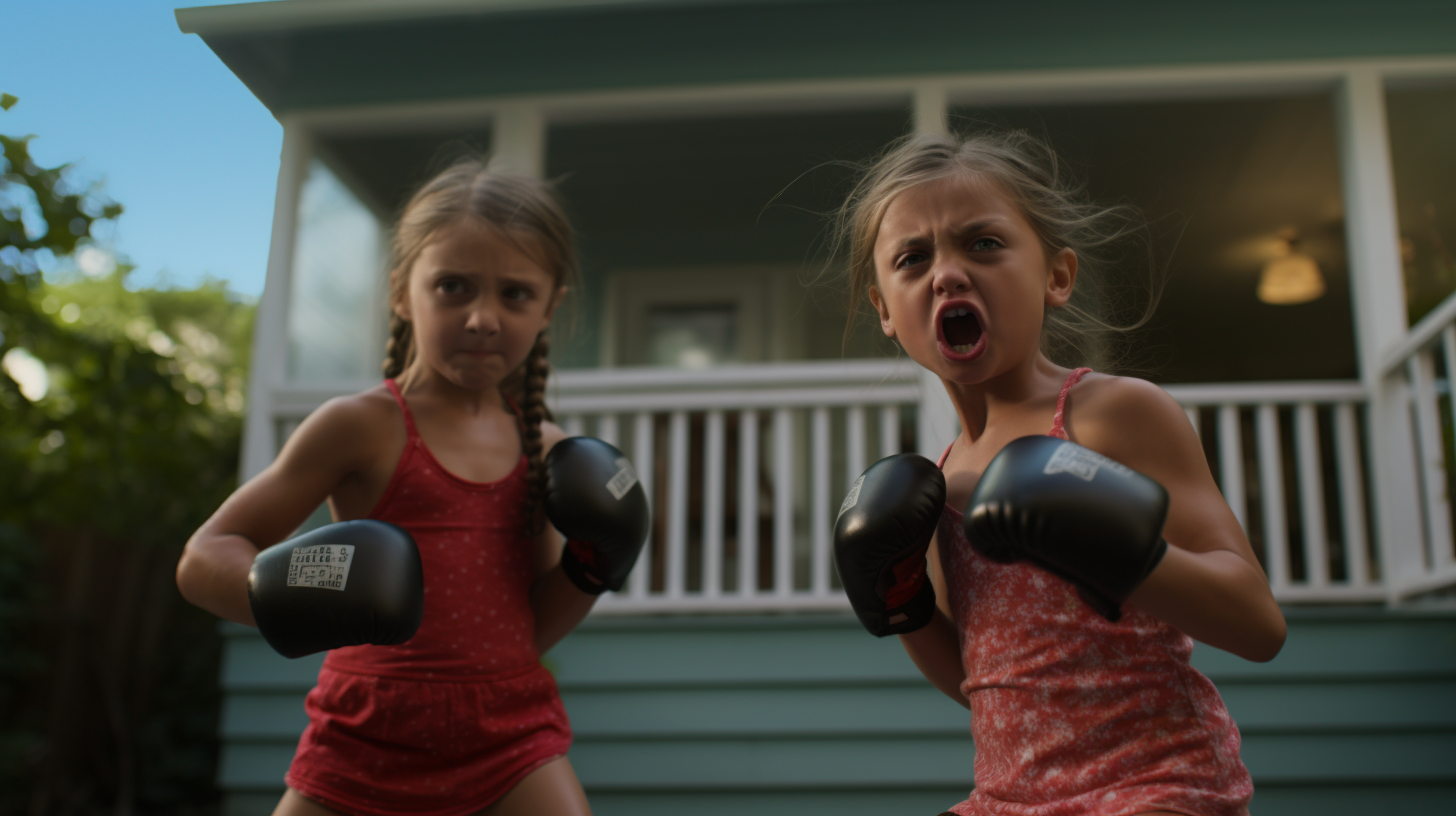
[176,1,1456,813]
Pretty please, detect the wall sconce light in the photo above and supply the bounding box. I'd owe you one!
[1258,229,1325,305]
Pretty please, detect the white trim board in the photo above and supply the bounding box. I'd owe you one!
[280,56,1456,135]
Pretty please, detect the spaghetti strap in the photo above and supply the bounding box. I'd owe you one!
[384,379,421,439]
[936,442,955,469]
[1049,367,1093,440]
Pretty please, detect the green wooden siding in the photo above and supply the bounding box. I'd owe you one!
[217,608,1456,816]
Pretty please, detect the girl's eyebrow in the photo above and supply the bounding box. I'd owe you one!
[889,218,1005,253]
[954,219,1003,237]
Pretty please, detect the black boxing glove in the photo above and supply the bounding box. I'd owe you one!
[545,436,650,595]
[963,435,1168,621]
[247,520,424,659]
[833,454,946,637]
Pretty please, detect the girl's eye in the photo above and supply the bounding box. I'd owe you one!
[895,251,928,270]
[971,237,1002,252]
[437,278,467,296]
[503,285,533,302]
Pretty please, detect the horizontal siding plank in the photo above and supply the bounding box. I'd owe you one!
[222,693,310,739]
[221,633,324,690]
[1249,783,1456,816]
[221,730,1456,796]
[1188,614,1456,680]
[1217,679,1456,731]
[583,789,972,816]
[222,780,1456,816]
[571,735,976,788]
[220,678,1456,741]
[562,784,1456,816]
[221,612,1456,691]
[552,617,923,686]
[1239,732,1456,781]
[567,685,966,737]
[219,743,295,789]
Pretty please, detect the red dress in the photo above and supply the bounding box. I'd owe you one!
[285,380,572,816]
[938,368,1252,816]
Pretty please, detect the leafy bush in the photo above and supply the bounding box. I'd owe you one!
[2,95,254,815]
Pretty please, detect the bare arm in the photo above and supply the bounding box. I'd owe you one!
[530,421,598,655]
[1073,377,1287,662]
[897,535,969,709]
[175,394,386,626]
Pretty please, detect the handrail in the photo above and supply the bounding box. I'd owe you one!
[1382,286,1456,374]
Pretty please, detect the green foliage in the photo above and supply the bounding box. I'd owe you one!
[1,96,254,813]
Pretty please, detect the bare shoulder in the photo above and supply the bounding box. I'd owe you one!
[278,385,403,469]
[539,419,570,458]
[1063,373,1197,470]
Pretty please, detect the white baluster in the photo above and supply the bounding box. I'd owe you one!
[1294,403,1329,588]
[1218,405,1247,531]
[1184,406,1201,439]
[703,410,725,598]
[564,415,585,437]
[597,413,619,448]
[666,410,689,599]
[1334,402,1371,586]
[1256,404,1290,591]
[738,409,759,596]
[1408,351,1455,571]
[774,407,795,597]
[812,406,831,597]
[629,411,654,600]
[846,405,867,485]
[880,405,900,459]
[1437,326,1456,572]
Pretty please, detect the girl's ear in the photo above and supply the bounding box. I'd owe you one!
[1045,247,1077,308]
[389,265,412,321]
[867,284,896,340]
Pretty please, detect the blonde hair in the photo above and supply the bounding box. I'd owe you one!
[833,130,1158,371]
[383,158,578,529]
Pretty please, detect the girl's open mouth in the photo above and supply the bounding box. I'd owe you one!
[938,305,984,359]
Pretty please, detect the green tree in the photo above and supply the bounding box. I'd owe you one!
[1,95,254,814]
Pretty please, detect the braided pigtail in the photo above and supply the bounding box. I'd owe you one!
[520,331,553,534]
[382,312,414,380]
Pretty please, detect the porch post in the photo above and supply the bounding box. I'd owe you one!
[912,84,960,457]
[1336,68,1424,601]
[241,119,310,482]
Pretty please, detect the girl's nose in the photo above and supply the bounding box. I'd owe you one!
[931,257,972,295]
[464,301,501,335]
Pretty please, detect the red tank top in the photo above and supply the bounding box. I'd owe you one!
[323,380,541,679]
[937,368,1252,816]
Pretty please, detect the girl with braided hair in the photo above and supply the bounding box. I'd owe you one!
[177,158,623,816]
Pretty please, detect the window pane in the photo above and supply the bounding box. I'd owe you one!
[287,159,384,381]
[647,303,738,368]
[1386,81,1456,324]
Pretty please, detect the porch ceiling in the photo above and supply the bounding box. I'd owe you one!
[176,0,1456,115]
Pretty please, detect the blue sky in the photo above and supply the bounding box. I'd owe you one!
[3,0,283,298]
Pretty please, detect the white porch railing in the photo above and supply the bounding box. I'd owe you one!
[549,360,923,613]
[553,363,1392,613]
[1380,293,1456,600]
[265,332,1456,614]
[1163,381,1380,603]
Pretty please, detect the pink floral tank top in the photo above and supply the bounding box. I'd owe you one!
[937,368,1252,816]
